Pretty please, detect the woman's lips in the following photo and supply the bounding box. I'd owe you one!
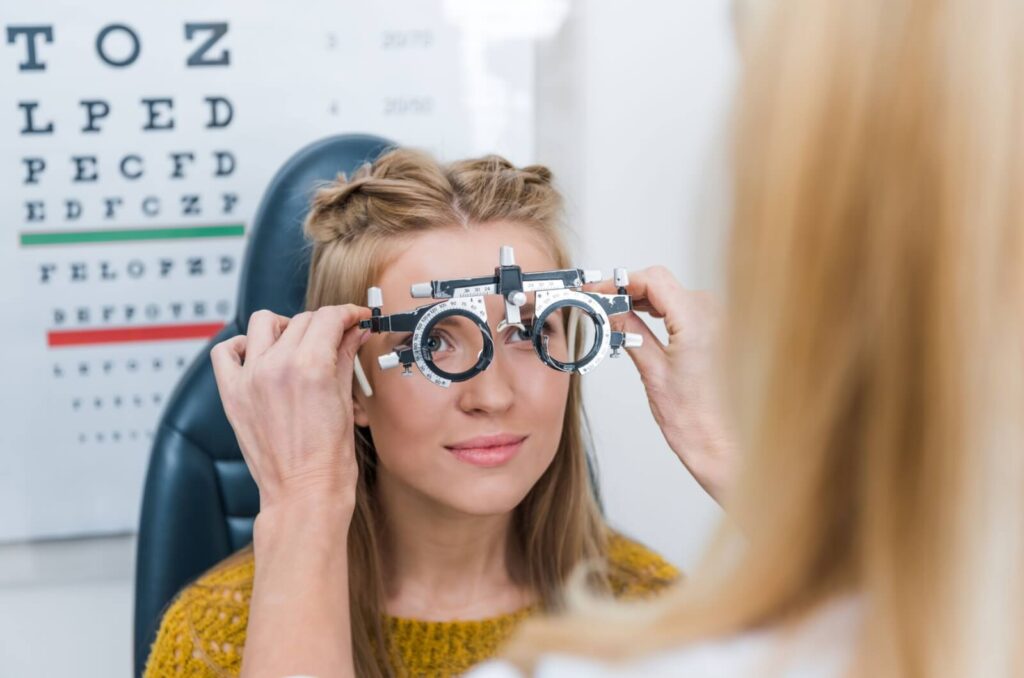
[444,434,527,468]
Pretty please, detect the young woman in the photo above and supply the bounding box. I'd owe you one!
[143,150,726,677]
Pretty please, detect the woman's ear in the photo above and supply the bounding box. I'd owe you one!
[352,354,373,427]
[353,394,370,427]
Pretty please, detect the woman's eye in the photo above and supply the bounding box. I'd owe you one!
[425,333,453,352]
[508,327,532,344]
[508,320,555,344]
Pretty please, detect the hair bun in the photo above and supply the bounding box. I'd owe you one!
[304,170,374,244]
[522,164,553,185]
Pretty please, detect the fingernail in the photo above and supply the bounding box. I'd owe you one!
[359,329,372,345]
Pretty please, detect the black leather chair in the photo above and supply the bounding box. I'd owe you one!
[133,133,396,677]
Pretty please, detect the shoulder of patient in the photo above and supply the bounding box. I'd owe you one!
[605,532,681,599]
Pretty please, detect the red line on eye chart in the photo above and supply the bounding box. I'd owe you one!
[47,322,226,347]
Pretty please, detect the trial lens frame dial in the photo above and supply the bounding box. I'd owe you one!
[411,298,494,387]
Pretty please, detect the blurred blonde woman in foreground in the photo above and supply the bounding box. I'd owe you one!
[468,0,1024,675]
[216,0,1024,675]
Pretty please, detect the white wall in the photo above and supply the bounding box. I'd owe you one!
[0,534,135,677]
[536,0,738,570]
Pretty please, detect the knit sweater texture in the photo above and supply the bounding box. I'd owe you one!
[143,533,679,677]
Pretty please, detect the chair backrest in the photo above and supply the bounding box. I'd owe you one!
[132,133,395,677]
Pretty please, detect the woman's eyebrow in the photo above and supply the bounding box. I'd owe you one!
[436,316,463,328]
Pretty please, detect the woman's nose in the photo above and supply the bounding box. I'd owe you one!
[456,343,516,415]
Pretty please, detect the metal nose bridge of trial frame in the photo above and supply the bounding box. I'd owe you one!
[351,246,644,396]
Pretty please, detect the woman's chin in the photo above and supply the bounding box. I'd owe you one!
[433,480,535,517]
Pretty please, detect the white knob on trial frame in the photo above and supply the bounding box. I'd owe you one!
[410,282,433,298]
[378,352,401,370]
[367,286,384,309]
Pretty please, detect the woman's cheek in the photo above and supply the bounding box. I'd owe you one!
[369,372,451,462]
[518,363,572,436]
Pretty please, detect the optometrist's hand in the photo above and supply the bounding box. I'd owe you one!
[210,305,372,514]
[585,267,735,505]
[212,305,369,678]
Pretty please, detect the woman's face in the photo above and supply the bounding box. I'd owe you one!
[352,221,572,516]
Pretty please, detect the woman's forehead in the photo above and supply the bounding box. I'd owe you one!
[375,223,559,312]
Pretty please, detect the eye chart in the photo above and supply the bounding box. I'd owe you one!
[1,0,543,541]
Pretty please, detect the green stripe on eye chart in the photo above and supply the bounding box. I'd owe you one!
[19,223,245,246]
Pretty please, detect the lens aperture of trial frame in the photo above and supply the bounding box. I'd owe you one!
[542,306,598,366]
[423,314,484,375]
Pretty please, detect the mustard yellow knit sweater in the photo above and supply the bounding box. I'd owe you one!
[143,533,678,677]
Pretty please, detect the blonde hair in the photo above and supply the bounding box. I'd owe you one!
[505,0,1024,676]
[184,149,609,677]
